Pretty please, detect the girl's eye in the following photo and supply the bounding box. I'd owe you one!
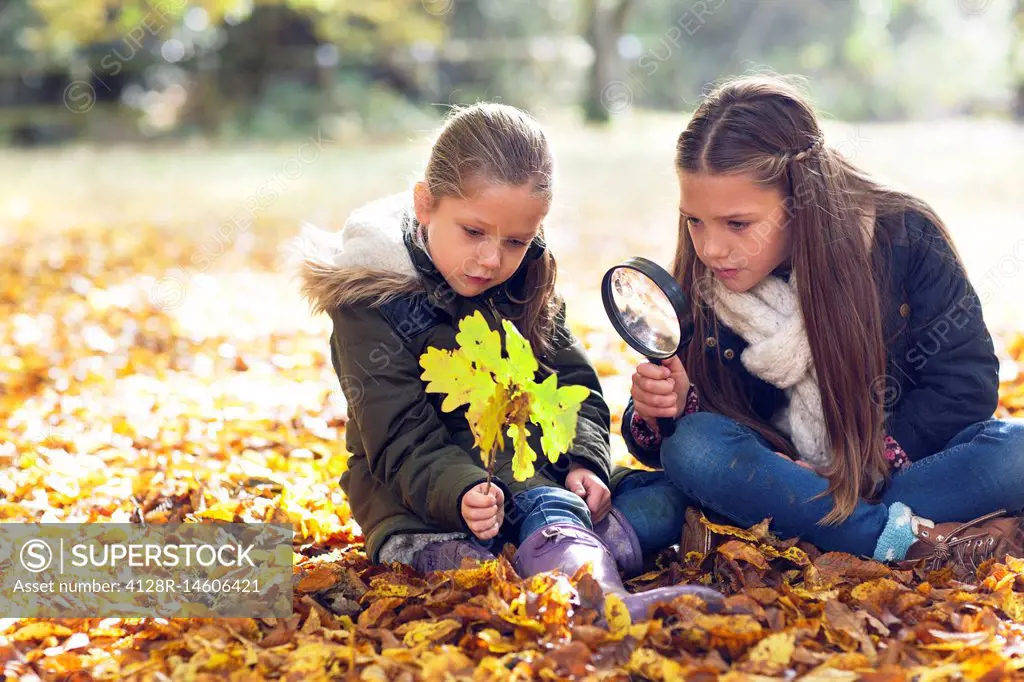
[506,239,528,249]
[684,216,702,228]
[462,226,484,238]
[728,221,750,230]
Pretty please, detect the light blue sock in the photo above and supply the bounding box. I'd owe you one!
[872,502,917,562]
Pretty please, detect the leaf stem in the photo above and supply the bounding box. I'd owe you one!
[483,452,496,495]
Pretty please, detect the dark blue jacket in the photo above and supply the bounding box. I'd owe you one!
[623,210,999,466]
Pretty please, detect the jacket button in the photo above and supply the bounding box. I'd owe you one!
[705,336,717,348]
[723,348,735,360]
[899,303,911,318]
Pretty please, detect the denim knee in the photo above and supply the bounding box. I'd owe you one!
[883,418,1024,519]
[660,412,743,491]
[511,486,592,542]
[981,419,1024,513]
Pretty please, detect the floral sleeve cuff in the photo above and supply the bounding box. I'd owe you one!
[629,411,661,450]
[683,385,700,416]
[628,386,700,450]
[884,435,910,471]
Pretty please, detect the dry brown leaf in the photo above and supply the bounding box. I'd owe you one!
[718,540,771,570]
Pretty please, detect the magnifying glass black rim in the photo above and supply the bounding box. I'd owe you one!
[601,256,689,361]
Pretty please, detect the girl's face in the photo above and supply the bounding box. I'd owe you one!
[414,181,548,298]
[678,171,794,293]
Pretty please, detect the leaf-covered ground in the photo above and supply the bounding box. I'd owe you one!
[2,124,1024,680]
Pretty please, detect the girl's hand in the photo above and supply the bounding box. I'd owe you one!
[461,483,504,540]
[631,355,691,429]
[566,464,611,523]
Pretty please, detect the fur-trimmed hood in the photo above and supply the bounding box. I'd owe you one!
[288,192,427,315]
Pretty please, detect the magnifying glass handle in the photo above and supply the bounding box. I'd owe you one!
[649,357,677,438]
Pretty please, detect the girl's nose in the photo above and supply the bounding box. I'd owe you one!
[478,242,501,269]
[701,237,729,260]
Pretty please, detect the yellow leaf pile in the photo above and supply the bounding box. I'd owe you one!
[419,310,590,481]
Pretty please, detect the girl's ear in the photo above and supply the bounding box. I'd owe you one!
[413,181,433,226]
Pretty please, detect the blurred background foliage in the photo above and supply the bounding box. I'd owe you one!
[0,0,1021,145]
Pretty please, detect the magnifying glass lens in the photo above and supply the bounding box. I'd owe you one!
[607,267,681,358]
[601,257,690,438]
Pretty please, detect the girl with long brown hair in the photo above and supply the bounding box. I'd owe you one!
[292,102,719,619]
[624,76,1024,578]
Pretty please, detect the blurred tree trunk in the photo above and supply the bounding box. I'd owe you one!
[1014,0,1023,120]
[582,0,635,124]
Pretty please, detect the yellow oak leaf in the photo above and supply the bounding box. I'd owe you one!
[455,310,504,375]
[419,346,496,413]
[507,422,538,481]
[527,374,589,462]
[502,318,538,382]
[468,384,511,470]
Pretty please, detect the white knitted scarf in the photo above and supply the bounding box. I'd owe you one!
[709,275,831,468]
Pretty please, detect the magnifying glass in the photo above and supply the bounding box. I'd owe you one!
[601,257,688,438]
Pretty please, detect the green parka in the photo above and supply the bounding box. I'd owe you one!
[295,193,616,561]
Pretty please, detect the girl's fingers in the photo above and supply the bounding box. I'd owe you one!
[472,522,495,537]
[468,517,498,534]
[634,407,677,420]
[636,362,671,380]
[464,505,497,521]
[464,492,496,508]
[472,528,494,540]
[662,355,686,375]
[630,385,677,408]
[585,486,609,514]
[632,396,678,418]
[632,374,676,396]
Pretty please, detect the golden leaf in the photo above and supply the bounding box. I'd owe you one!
[476,628,518,653]
[850,578,907,617]
[604,593,632,639]
[398,619,462,647]
[626,648,686,681]
[743,631,796,675]
[11,622,74,641]
[701,518,762,543]
[759,543,811,566]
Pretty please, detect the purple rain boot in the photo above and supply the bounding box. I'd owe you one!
[512,523,723,622]
[592,507,644,577]
[412,539,496,573]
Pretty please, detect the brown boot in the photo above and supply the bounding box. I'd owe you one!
[899,509,1024,580]
[679,506,727,560]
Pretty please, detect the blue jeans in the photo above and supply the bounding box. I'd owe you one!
[660,412,1024,557]
[488,471,689,555]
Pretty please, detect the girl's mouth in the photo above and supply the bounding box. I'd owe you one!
[466,275,492,285]
[713,268,741,280]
